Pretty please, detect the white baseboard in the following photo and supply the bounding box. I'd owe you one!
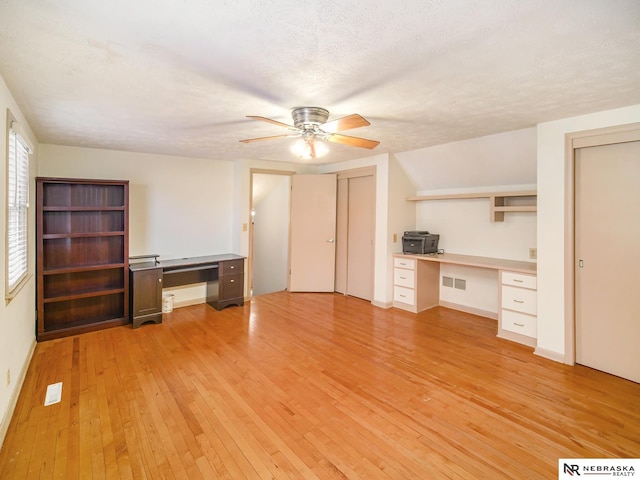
[534,346,568,364]
[371,299,393,309]
[173,298,206,309]
[0,339,37,449]
[439,301,498,320]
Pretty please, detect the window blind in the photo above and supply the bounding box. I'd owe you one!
[7,121,31,294]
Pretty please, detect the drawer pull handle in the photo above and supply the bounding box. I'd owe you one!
[400,276,406,280]
[513,279,523,283]
[400,294,406,298]
[513,299,524,303]
[230,266,235,269]
[514,322,525,327]
[230,279,235,283]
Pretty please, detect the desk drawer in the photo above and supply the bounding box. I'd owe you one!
[394,286,415,306]
[394,257,415,270]
[501,309,536,338]
[220,259,243,275]
[502,285,537,315]
[394,268,415,288]
[502,271,536,289]
[220,273,243,299]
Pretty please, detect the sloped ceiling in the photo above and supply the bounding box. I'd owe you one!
[396,127,537,193]
[1,0,639,167]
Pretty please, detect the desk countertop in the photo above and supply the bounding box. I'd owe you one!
[130,253,244,272]
[394,252,536,274]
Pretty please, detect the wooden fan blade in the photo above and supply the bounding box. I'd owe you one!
[239,134,292,144]
[320,114,370,133]
[328,133,380,149]
[246,115,295,129]
[309,138,316,158]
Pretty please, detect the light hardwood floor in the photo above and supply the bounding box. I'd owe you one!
[1,292,639,479]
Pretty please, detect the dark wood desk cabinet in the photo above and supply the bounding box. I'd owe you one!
[210,258,244,310]
[129,254,245,328]
[129,267,163,328]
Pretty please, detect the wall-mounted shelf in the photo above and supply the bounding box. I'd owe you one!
[407,190,537,222]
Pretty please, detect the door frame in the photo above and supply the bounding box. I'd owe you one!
[564,122,640,364]
[249,168,295,298]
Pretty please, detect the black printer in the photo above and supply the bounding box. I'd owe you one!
[402,231,439,254]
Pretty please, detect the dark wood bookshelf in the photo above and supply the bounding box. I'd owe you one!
[36,177,130,341]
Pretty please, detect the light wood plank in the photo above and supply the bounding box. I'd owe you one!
[1,292,639,479]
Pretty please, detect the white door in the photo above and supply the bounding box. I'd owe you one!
[288,174,337,292]
[345,175,374,300]
[335,172,375,300]
[335,178,349,294]
[575,138,640,383]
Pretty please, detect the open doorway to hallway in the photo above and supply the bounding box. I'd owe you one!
[250,171,292,296]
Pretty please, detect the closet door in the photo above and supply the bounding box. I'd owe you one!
[345,175,374,301]
[335,173,375,301]
[575,138,640,383]
[335,178,349,294]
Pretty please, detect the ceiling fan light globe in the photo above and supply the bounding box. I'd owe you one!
[314,140,329,157]
[291,138,328,159]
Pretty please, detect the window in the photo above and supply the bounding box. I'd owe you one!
[6,113,32,299]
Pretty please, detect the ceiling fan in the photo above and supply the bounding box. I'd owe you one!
[239,106,380,159]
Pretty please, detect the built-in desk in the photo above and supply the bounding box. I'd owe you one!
[129,254,244,328]
[393,252,537,346]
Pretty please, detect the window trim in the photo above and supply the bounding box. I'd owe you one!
[5,110,33,302]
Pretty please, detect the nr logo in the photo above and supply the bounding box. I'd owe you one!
[564,463,581,476]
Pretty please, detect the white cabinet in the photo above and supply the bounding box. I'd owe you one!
[394,262,416,288]
[498,271,537,346]
[394,286,415,306]
[392,257,438,313]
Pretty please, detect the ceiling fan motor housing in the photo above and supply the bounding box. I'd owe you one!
[292,107,330,129]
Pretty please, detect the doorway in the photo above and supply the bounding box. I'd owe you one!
[249,168,376,301]
[250,170,293,296]
[571,124,640,383]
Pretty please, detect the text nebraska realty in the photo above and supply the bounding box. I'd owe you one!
[567,464,635,476]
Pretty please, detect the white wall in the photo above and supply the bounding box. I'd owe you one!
[38,144,234,306]
[415,200,536,316]
[536,104,640,362]
[407,128,538,262]
[0,76,38,447]
[398,129,537,315]
[385,154,417,303]
[416,200,536,261]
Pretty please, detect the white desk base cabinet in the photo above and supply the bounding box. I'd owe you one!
[392,253,537,347]
[392,257,439,313]
[497,271,537,347]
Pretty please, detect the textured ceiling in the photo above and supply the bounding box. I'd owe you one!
[1,0,639,165]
